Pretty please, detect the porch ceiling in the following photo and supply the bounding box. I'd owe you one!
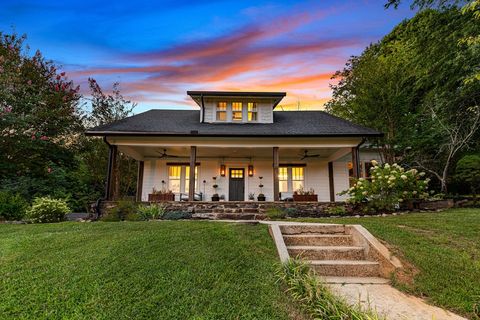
[117,145,351,162]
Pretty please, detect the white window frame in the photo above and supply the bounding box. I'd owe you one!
[279,166,305,192]
[167,165,198,194]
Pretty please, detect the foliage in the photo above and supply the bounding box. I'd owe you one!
[277,259,382,319]
[325,205,347,215]
[284,207,299,218]
[326,8,480,192]
[102,200,138,221]
[162,211,192,220]
[455,154,480,195]
[138,203,166,220]
[294,186,315,195]
[0,191,28,221]
[0,222,295,319]
[26,197,70,223]
[341,161,431,212]
[292,208,480,318]
[266,207,287,220]
[124,212,143,221]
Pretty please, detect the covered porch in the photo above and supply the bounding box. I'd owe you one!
[104,136,366,203]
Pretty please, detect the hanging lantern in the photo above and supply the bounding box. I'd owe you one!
[248,165,254,177]
[220,164,226,177]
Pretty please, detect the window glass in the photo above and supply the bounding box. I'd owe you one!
[291,167,304,191]
[347,162,355,187]
[247,102,257,121]
[230,169,243,178]
[168,166,181,193]
[185,166,198,191]
[216,102,227,121]
[232,102,242,121]
[279,167,288,192]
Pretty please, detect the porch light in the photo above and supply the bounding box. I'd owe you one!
[248,165,254,177]
[220,164,226,177]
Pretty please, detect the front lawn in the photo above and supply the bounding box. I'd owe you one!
[294,208,480,319]
[0,221,301,319]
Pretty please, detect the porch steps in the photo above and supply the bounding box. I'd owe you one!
[279,224,383,279]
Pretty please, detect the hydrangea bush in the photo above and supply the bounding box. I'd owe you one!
[26,197,70,223]
[340,160,431,212]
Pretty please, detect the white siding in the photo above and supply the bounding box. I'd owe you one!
[333,161,349,201]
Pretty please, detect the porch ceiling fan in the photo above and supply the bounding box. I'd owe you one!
[299,149,320,160]
[156,149,179,158]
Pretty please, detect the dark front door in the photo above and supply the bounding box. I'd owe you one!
[229,168,245,201]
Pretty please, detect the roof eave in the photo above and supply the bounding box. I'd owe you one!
[85,131,384,138]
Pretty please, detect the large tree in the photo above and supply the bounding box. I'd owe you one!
[326,8,480,192]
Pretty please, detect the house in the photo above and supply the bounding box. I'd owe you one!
[86,91,382,203]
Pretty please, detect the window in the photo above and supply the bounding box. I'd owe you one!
[347,162,355,187]
[232,102,242,121]
[364,161,374,179]
[230,169,244,178]
[247,102,257,121]
[278,166,305,192]
[168,165,198,193]
[216,102,227,121]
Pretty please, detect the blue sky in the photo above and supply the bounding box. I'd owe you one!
[0,0,414,112]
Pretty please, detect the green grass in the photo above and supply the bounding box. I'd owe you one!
[0,221,301,319]
[293,208,480,319]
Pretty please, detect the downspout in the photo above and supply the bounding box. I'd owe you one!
[355,138,366,178]
[200,94,205,123]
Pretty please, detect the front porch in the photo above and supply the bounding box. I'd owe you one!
[104,136,376,203]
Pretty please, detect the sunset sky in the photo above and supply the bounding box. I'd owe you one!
[0,0,413,112]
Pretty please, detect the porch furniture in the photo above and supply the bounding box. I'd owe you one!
[279,192,294,202]
[180,192,203,201]
[148,193,175,202]
[293,194,318,202]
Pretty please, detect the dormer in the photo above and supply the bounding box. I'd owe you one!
[187,91,286,124]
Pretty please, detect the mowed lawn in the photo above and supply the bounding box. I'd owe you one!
[295,208,480,319]
[0,221,300,320]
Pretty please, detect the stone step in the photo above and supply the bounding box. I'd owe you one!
[283,234,353,246]
[309,260,380,277]
[280,224,346,235]
[287,246,365,260]
[322,276,390,284]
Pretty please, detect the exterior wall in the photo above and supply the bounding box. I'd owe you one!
[202,97,274,123]
[141,158,357,202]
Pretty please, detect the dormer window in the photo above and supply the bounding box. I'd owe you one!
[232,102,243,121]
[248,102,257,122]
[216,102,227,121]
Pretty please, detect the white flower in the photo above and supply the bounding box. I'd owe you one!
[357,181,362,186]
[419,172,425,177]
[371,160,378,166]
[403,191,408,195]
[362,191,368,196]
[398,198,403,202]
[401,175,407,180]
[389,176,396,181]
[413,191,417,195]
[359,178,365,181]
[425,178,431,183]
[384,163,390,169]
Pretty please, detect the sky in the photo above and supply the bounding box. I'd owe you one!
[0,0,414,113]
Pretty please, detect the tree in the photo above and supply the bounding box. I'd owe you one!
[326,8,480,192]
[455,154,480,196]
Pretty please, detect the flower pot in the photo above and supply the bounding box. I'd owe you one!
[257,195,266,201]
[211,196,220,201]
[148,193,174,202]
[293,194,318,202]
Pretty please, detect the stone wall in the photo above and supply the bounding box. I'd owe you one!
[98,200,343,220]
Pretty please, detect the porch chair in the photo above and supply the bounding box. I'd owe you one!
[279,192,294,202]
[180,192,204,201]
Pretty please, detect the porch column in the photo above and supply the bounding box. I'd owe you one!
[328,161,335,202]
[136,161,144,202]
[188,146,197,201]
[273,147,279,201]
[351,147,360,179]
[105,144,117,201]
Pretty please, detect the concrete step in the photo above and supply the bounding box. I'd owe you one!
[283,234,353,246]
[323,276,390,284]
[288,246,365,260]
[309,260,380,277]
[280,224,346,235]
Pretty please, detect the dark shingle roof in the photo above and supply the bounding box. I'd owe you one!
[85,110,382,137]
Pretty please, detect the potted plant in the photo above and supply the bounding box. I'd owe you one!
[211,177,220,201]
[248,192,255,201]
[293,187,318,202]
[148,187,175,202]
[257,177,266,201]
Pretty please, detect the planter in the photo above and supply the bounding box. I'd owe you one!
[257,195,266,201]
[293,194,318,202]
[148,193,174,202]
[211,196,220,201]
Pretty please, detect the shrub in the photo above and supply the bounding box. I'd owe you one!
[277,259,382,320]
[26,197,70,223]
[325,205,347,215]
[266,207,286,220]
[455,154,480,197]
[138,203,166,220]
[162,211,192,220]
[124,212,143,221]
[284,207,299,218]
[0,191,28,221]
[340,161,430,212]
[101,200,138,221]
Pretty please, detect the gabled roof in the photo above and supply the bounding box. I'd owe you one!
[85,110,383,137]
[187,91,286,109]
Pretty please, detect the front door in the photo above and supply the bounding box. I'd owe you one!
[229,168,245,201]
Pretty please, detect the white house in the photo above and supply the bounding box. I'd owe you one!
[86,91,382,203]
